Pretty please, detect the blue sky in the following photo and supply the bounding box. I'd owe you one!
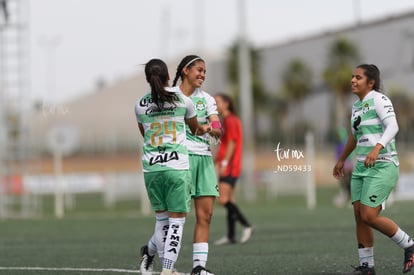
[27,0,414,103]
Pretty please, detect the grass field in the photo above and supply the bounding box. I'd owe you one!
[1,187,414,275]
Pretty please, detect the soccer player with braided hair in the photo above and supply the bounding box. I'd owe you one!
[171,55,221,275]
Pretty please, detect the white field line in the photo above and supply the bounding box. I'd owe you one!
[0,266,191,274]
[0,266,140,273]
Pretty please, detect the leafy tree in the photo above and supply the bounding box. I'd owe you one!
[323,38,360,140]
[227,41,266,111]
[279,58,313,143]
[281,58,313,101]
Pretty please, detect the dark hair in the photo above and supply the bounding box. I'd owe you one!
[172,55,204,86]
[356,64,381,92]
[215,93,237,115]
[144,58,176,110]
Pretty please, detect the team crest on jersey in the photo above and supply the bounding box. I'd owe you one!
[362,103,370,114]
[195,100,206,111]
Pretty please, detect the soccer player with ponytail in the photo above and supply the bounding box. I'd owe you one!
[333,64,414,274]
[135,58,210,275]
[213,93,253,246]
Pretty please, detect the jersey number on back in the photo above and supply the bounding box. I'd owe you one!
[150,121,177,146]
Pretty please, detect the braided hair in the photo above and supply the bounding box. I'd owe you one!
[144,59,177,110]
[172,55,204,86]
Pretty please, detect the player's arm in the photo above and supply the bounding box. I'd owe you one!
[365,96,399,167]
[138,123,145,138]
[218,140,235,175]
[208,114,222,138]
[333,133,356,179]
[186,116,211,136]
[222,140,235,165]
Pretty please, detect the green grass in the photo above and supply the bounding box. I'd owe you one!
[1,187,414,274]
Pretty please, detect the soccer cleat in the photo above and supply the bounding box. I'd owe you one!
[214,236,235,245]
[240,226,254,244]
[191,265,215,275]
[342,263,375,275]
[403,244,414,273]
[140,245,155,275]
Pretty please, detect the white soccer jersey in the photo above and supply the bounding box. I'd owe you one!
[135,88,197,172]
[172,87,218,156]
[351,90,399,165]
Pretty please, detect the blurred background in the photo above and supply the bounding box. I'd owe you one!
[1,0,414,218]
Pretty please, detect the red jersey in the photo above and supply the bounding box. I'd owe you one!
[217,114,243,177]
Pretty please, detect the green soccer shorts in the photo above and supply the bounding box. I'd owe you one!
[189,154,219,198]
[351,161,399,208]
[144,170,192,213]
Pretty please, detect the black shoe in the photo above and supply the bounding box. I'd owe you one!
[342,263,375,275]
[191,265,214,275]
[139,245,155,274]
[404,244,414,273]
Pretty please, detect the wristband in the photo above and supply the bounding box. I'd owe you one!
[211,121,221,129]
[221,160,228,167]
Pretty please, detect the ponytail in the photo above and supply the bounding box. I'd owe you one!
[144,59,176,110]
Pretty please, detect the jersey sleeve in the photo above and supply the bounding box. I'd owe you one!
[375,94,399,147]
[205,93,219,117]
[134,100,142,123]
[375,94,395,121]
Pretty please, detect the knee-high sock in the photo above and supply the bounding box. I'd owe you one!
[358,246,374,267]
[154,212,169,262]
[391,228,414,249]
[162,217,186,272]
[224,202,237,240]
[193,242,208,268]
[225,201,250,227]
[147,235,157,256]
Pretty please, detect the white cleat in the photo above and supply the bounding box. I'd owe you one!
[240,226,254,244]
[214,236,235,245]
[140,245,155,275]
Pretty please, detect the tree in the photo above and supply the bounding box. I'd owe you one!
[279,58,313,143]
[323,38,360,140]
[227,41,266,111]
[281,58,313,101]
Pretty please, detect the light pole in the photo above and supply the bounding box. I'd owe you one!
[237,0,256,202]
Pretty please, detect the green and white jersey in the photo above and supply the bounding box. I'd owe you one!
[351,90,399,165]
[135,89,197,172]
[172,87,218,156]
